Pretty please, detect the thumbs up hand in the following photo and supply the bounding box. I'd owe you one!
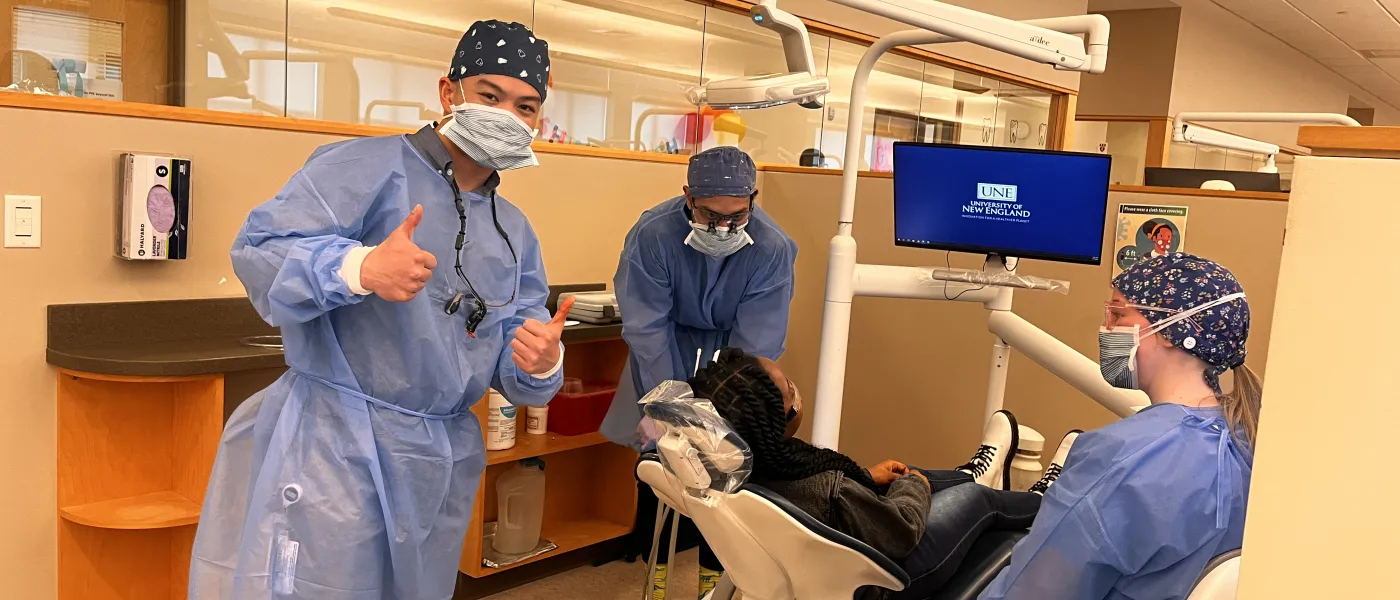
[511,296,575,375]
[361,205,439,302]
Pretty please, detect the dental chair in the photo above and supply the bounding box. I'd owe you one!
[638,454,1028,600]
[635,385,1241,600]
[634,382,1026,600]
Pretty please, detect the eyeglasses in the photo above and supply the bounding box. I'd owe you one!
[1103,301,1203,332]
[690,203,752,230]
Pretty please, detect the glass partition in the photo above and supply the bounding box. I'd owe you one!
[4,2,175,105]
[534,0,705,153]
[2,0,1068,167]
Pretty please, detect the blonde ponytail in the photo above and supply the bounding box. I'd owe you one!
[1220,364,1263,449]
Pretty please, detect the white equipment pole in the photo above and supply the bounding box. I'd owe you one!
[810,13,1115,449]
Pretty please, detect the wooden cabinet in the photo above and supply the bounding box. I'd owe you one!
[52,329,636,595]
[56,370,223,600]
[459,336,638,578]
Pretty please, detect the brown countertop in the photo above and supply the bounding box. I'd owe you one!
[47,293,622,377]
[47,336,288,377]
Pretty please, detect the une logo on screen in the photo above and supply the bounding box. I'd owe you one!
[977,183,1018,202]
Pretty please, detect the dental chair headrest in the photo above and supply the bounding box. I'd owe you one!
[639,381,753,497]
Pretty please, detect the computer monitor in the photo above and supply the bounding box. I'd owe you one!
[892,143,1112,265]
[1143,167,1282,192]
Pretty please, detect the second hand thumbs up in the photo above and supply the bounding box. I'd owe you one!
[361,205,439,302]
[511,296,576,375]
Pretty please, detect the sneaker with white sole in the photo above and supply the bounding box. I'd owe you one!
[1030,430,1082,495]
[957,410,1019,490]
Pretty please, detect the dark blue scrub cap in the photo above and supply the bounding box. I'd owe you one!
[688,146,757,199]
[451,20,550,101]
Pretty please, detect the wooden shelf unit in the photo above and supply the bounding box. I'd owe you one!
[460,335,639,578]
[57,370,223,600]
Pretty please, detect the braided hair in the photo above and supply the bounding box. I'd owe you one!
[688,348,881,491]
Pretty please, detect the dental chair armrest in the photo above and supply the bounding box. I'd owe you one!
[742,484,911,586]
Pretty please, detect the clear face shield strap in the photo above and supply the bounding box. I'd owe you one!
[1137,292,1247,340]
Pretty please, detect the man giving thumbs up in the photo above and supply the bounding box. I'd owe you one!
[359,204,438,302]
[195,20,568,600]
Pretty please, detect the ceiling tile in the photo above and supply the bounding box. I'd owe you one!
[1288,0,1400,51]
[1209,0,1400,108]
[1320,56,1375,66]
[1374,57,1400,79]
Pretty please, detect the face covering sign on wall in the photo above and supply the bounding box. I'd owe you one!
[1112,204,1189,278]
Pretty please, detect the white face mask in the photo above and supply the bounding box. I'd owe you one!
[684,222,753,258]
[1098,292,1247,390]
[440,86,539,171]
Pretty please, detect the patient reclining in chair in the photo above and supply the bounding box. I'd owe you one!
[690,349,1054,600]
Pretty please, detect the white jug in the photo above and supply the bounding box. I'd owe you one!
[493,458,546,555]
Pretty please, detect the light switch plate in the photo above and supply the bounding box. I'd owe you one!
[4,195,41,248]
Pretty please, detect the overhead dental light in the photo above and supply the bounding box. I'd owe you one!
[1172,112,1362,177]
[689,1,830,110]
[1173,124,1281,156]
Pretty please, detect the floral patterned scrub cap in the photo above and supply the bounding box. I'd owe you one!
[1112,252,1251,392]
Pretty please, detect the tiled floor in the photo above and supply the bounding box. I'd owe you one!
[482,550,707,600]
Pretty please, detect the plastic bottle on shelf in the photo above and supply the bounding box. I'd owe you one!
[486,390,517,451]
[526,406,548,434]
[492,458,547,555]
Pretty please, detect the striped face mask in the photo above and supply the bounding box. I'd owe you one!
[1098,292,1248,390]
[440,93,539,171]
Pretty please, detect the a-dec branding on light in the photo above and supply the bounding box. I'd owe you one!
[963,183,1031,221]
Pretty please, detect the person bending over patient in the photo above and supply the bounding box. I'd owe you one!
[981,253,1259,600]
[689,349,1052,599]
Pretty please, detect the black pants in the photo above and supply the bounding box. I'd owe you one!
[882,470,1041,599]
[630,480,723,571]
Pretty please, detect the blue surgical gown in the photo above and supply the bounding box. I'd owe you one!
[600,196,797,449]
[980,404,1253,600]
[190,133,562,600]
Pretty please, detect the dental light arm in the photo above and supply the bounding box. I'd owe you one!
[832,0,1107,74]
[988,311,1145,418]
[1172,112,1361,174]
[1175,112,1362,127]
[690,1,829,110]
[1173,125,1281,156]
[691,1,1108,112]
[752,2,821,103]
[1172,112,1362,154]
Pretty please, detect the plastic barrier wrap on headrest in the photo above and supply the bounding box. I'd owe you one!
[638,381,753,501]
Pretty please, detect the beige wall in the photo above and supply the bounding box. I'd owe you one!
[776,0,1089,91]
[1076,8,1180,117]
[1169,0,1400,147]
[762,174,1289,472]
[1237,155,1400,599]
[0,105,684,600]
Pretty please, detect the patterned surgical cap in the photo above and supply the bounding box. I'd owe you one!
[451,20,550,101]
[1113,252,1251,392]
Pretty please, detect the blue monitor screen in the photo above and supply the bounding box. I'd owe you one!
[893,143,1112,265]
